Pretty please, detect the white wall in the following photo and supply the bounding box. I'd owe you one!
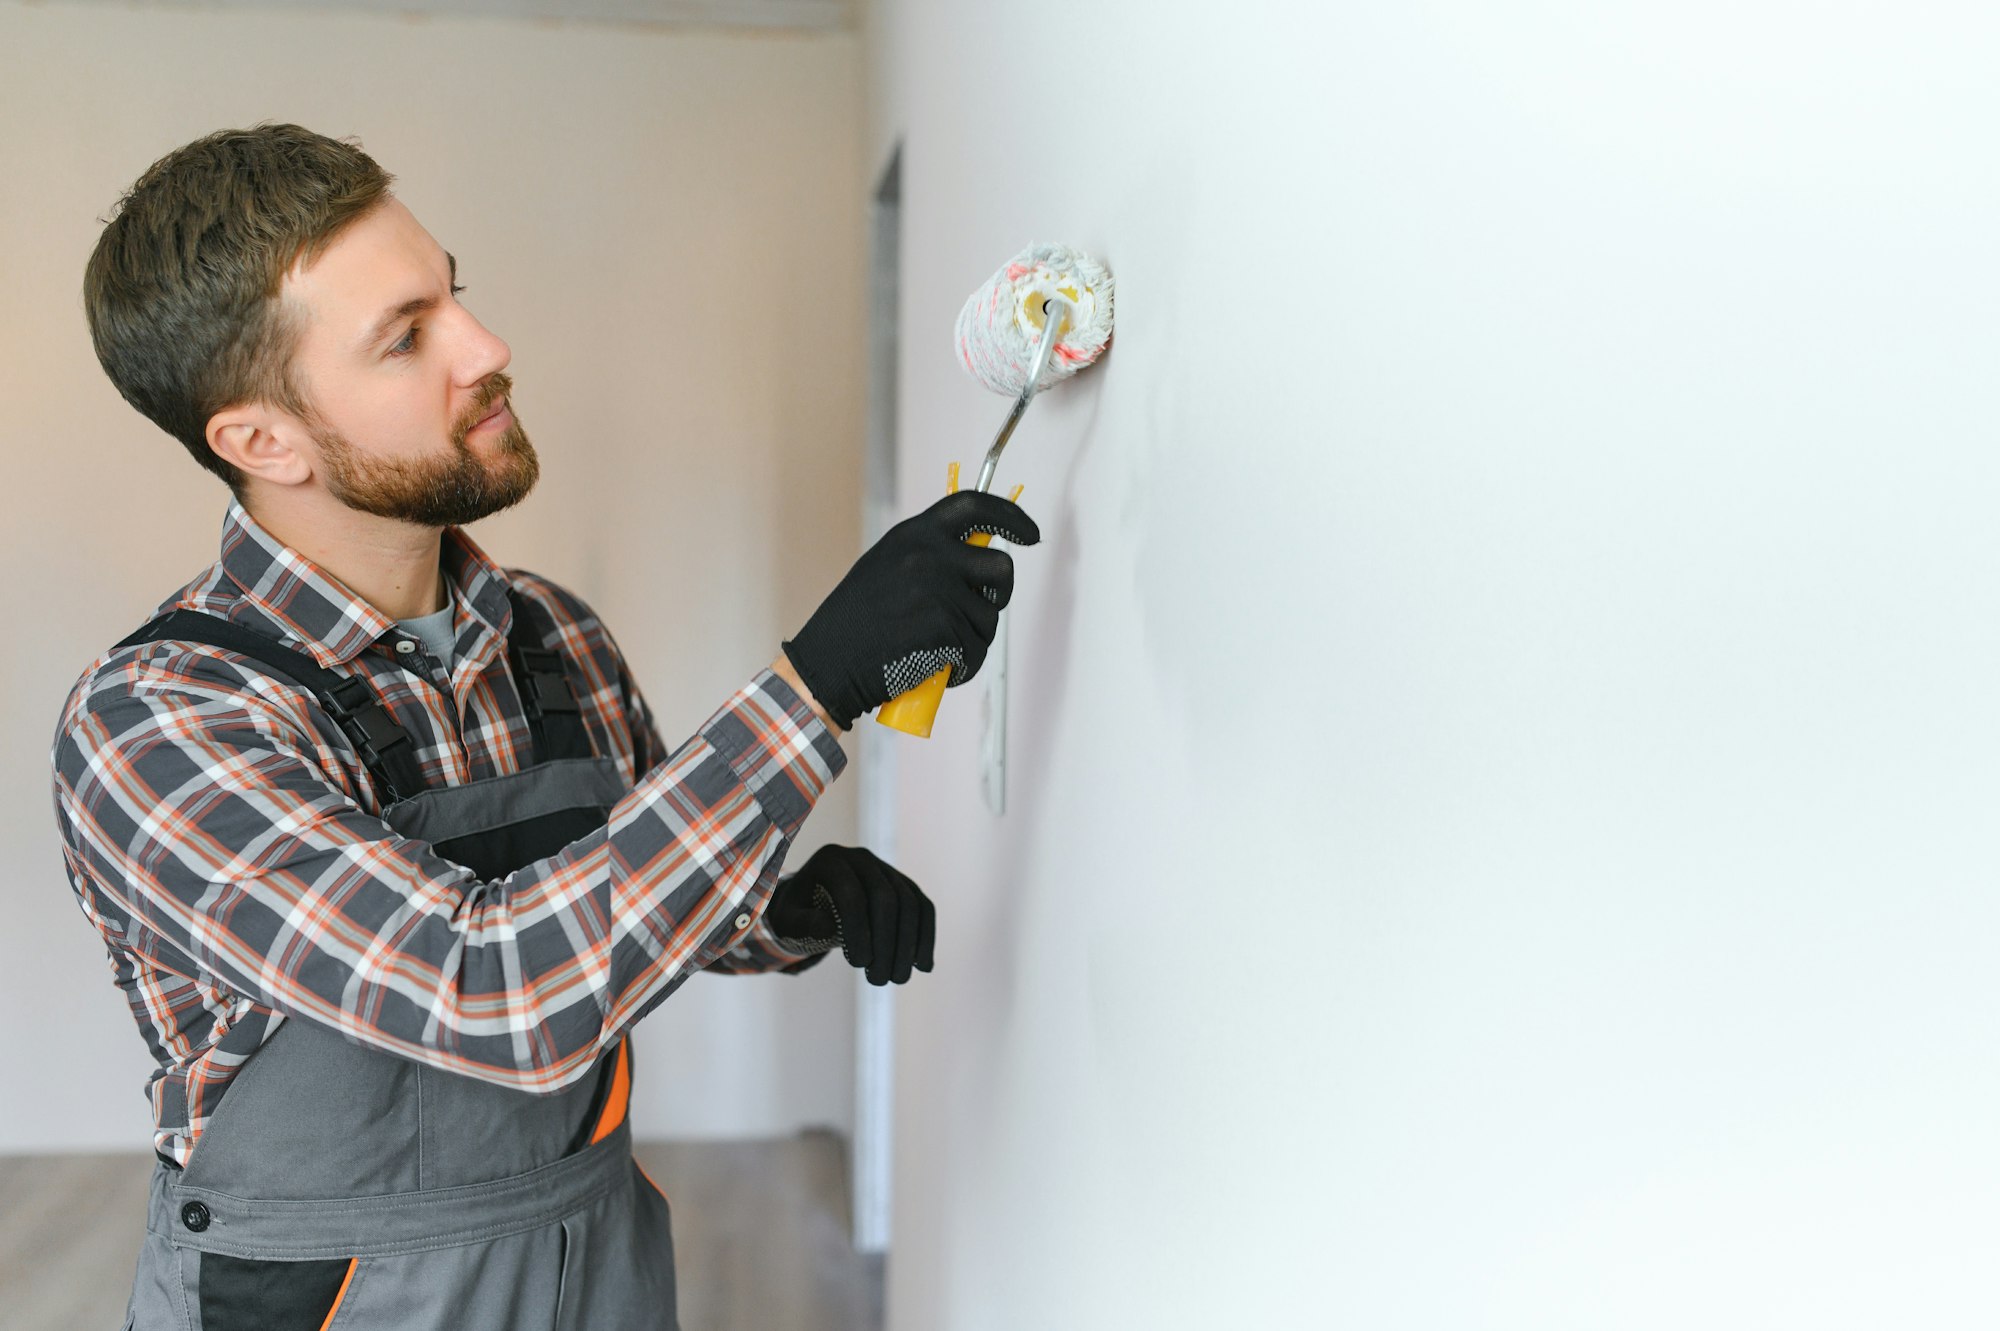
[866,2,1999,1327]
[1,1,867,1150]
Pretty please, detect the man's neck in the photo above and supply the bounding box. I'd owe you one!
[243,494,449,622]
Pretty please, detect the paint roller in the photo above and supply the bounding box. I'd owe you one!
[876,242,1115,738]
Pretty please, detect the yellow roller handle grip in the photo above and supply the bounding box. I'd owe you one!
[876,465,1023,738]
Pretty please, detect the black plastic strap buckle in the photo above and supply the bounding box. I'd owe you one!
[516,647,581,715]
[324,677,416,791]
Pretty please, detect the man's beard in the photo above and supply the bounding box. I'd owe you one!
[314,373,540,528]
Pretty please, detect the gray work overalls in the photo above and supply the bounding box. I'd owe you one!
[111,589,677,1331]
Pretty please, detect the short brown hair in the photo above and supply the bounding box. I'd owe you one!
[82,122,395,493]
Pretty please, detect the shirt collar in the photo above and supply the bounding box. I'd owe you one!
[216,497,516,669]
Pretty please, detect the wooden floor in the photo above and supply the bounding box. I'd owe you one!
[0,1131,883,1331]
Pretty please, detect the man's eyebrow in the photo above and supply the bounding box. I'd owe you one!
[355,251,457,353]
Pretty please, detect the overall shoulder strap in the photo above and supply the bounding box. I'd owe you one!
[113,609,429,804]
[504,588,595,763]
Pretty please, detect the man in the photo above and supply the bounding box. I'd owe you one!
[52,122,1035,1331]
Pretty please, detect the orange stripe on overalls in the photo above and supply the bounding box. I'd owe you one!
[588,1039,632,1145]
[317,1259,358,1331]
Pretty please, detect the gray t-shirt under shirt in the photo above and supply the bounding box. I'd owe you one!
[397,597,458,671]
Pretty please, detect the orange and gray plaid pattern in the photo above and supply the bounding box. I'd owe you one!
[51,500,845,1167]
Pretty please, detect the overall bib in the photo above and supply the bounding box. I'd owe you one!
[112,590,678,1331]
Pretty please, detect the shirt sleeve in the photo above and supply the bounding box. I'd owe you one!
[703,891,836,975]
[538,577,833,979]
[51,648,847,1096]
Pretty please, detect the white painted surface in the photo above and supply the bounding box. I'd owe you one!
[1,1,864,1150]
[866,1,2000,1326]
[978,606,1006,816]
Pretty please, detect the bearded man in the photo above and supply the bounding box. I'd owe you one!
[52,122,1034,1331]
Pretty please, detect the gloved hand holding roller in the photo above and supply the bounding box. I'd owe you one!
[781,489,1040,731]
[783,241,1114,737]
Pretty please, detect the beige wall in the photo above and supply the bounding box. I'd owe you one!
[867,1,1998,1327]
[1,0,865,1150]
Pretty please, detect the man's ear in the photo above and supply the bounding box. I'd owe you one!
[207,404,314,487]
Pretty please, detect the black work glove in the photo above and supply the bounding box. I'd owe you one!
[781,491,1040,729]
[764,845,936,986]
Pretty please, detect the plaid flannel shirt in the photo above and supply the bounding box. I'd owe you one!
[51,499,846,1166]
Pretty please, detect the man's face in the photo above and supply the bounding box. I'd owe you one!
[280,196,537,527]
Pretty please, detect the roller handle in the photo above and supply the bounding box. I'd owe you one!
[875,465,1023,738]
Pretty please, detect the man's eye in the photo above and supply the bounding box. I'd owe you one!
[388,286,465,357]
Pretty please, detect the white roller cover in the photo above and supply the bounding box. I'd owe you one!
[954,242,1114,396]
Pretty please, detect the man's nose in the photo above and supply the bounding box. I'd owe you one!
[457,309,510,385]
